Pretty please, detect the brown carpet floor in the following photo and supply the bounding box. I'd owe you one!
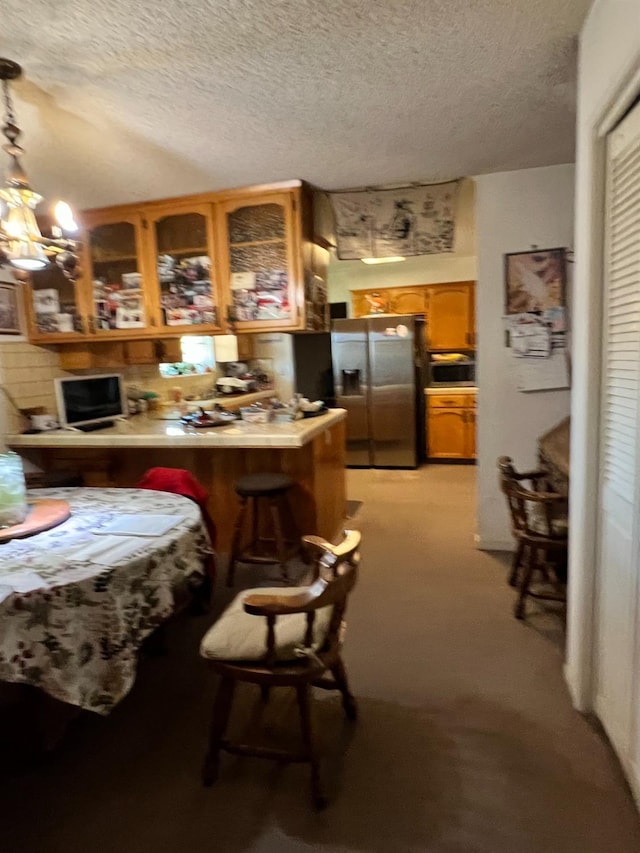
[2,465,640,852]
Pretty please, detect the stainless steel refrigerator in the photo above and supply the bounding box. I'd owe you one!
[331,315,426,468]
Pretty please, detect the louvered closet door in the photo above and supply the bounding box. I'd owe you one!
[595,98,640,780]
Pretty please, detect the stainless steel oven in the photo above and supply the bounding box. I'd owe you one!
[429,356,476,386]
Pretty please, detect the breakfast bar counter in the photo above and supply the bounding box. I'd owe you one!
[7,410,347,552]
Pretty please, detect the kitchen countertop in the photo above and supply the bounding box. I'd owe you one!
[7,409,347,450]
[157,389,273,417]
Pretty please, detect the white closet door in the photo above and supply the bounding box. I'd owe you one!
[595,98,640,790]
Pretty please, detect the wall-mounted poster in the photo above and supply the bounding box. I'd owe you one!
[0,283,21,335]
[504,248,567,320]
[503,247,570,392]
[330,181,458,260]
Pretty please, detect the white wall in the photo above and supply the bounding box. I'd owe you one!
[475,164,574,550]
[327,178,477,307]
[566,0,640,718]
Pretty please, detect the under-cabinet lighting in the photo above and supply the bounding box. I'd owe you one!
[361,256,406,265]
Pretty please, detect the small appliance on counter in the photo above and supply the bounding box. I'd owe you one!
[216,376,257,395]
[215,361,258,395]
[54,374,128,432]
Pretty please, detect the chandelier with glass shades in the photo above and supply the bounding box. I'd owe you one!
[0,58,81,281]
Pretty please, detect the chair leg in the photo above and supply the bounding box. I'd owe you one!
[269,497,289,583]
[202,677,235,786]
[296,684,326,810]
[514,547,537,620]
[260,685,271,704]
[227,496,249,587]
[509,541,524,587]
[330,656,358,721]
[251,496,260,555]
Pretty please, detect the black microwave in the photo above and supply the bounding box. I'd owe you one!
[429,358,476,386]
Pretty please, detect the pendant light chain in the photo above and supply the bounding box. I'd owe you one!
[1,77,20,149]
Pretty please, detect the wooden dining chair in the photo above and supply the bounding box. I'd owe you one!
[497,456,567,619]
[200,529,361,809]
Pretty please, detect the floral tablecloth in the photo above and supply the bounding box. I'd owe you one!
[0,487,211,714]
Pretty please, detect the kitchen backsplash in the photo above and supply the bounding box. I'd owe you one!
[0,343,220,432]
[119,363,221,400]
[0,335,294,443]
[0,342,71,435]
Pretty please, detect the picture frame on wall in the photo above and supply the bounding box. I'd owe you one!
[0,282,23,335]
[504,247,568,317]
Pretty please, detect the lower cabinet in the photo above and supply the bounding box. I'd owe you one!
[426,393,476,461]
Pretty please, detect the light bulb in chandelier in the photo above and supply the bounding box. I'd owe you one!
[54,200,78,233]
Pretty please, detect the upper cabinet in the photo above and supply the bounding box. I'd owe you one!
[388,287,428,316]
[22,181,327,345]
[350,281,475,351]
[217,192,301,332]
[425,282,475,350]
[25,264,88,341]
[84,213,154,338]
[146,203,223,334]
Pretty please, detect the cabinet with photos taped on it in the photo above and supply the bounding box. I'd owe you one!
[216,186,328,333]
[21,180,329,345]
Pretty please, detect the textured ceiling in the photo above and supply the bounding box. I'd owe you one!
[1,0,591,209]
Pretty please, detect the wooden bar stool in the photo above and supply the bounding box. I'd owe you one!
[226,473,301,587]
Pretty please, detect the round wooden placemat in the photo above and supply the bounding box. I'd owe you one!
[0,499,71,543]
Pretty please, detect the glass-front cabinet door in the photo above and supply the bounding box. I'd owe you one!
[26,263,88,340]
[147,205,221,333]
[218,192,300,331]
[84,215,152,336]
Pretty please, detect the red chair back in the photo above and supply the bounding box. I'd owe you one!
[137,467,217,576]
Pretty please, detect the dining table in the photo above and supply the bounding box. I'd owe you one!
[0,486,211,715]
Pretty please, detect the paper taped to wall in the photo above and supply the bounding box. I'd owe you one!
[511,350,570,392]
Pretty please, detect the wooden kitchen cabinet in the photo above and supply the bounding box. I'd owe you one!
[83,211,156,339]
[428,407,468,459]
[427,391,476,461]
[23,181,326,345]
[24,210,154,344]
[350,286,427,318]
[350,282,475,351]
[215,184,327,333]
[24,264,89,342]
[425,282,474,350]
[465,405,477,460]
[123,339,183,364]
[351,290,390,317]
[145,203,223,334]
[57,338,184,370]
[216,191,301,332]
[387,287,428,315]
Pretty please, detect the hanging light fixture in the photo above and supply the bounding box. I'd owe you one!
[0,58,80,280]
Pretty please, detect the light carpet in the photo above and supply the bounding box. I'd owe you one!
[2,465,639,853]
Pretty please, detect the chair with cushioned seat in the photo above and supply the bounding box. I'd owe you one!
[200,529,361,809]
[498,456,568,619]
[226,472,301,587]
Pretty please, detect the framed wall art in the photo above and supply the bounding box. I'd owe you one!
[504,247,567,318]
[0,282,23,335]
[503,247,570,391]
